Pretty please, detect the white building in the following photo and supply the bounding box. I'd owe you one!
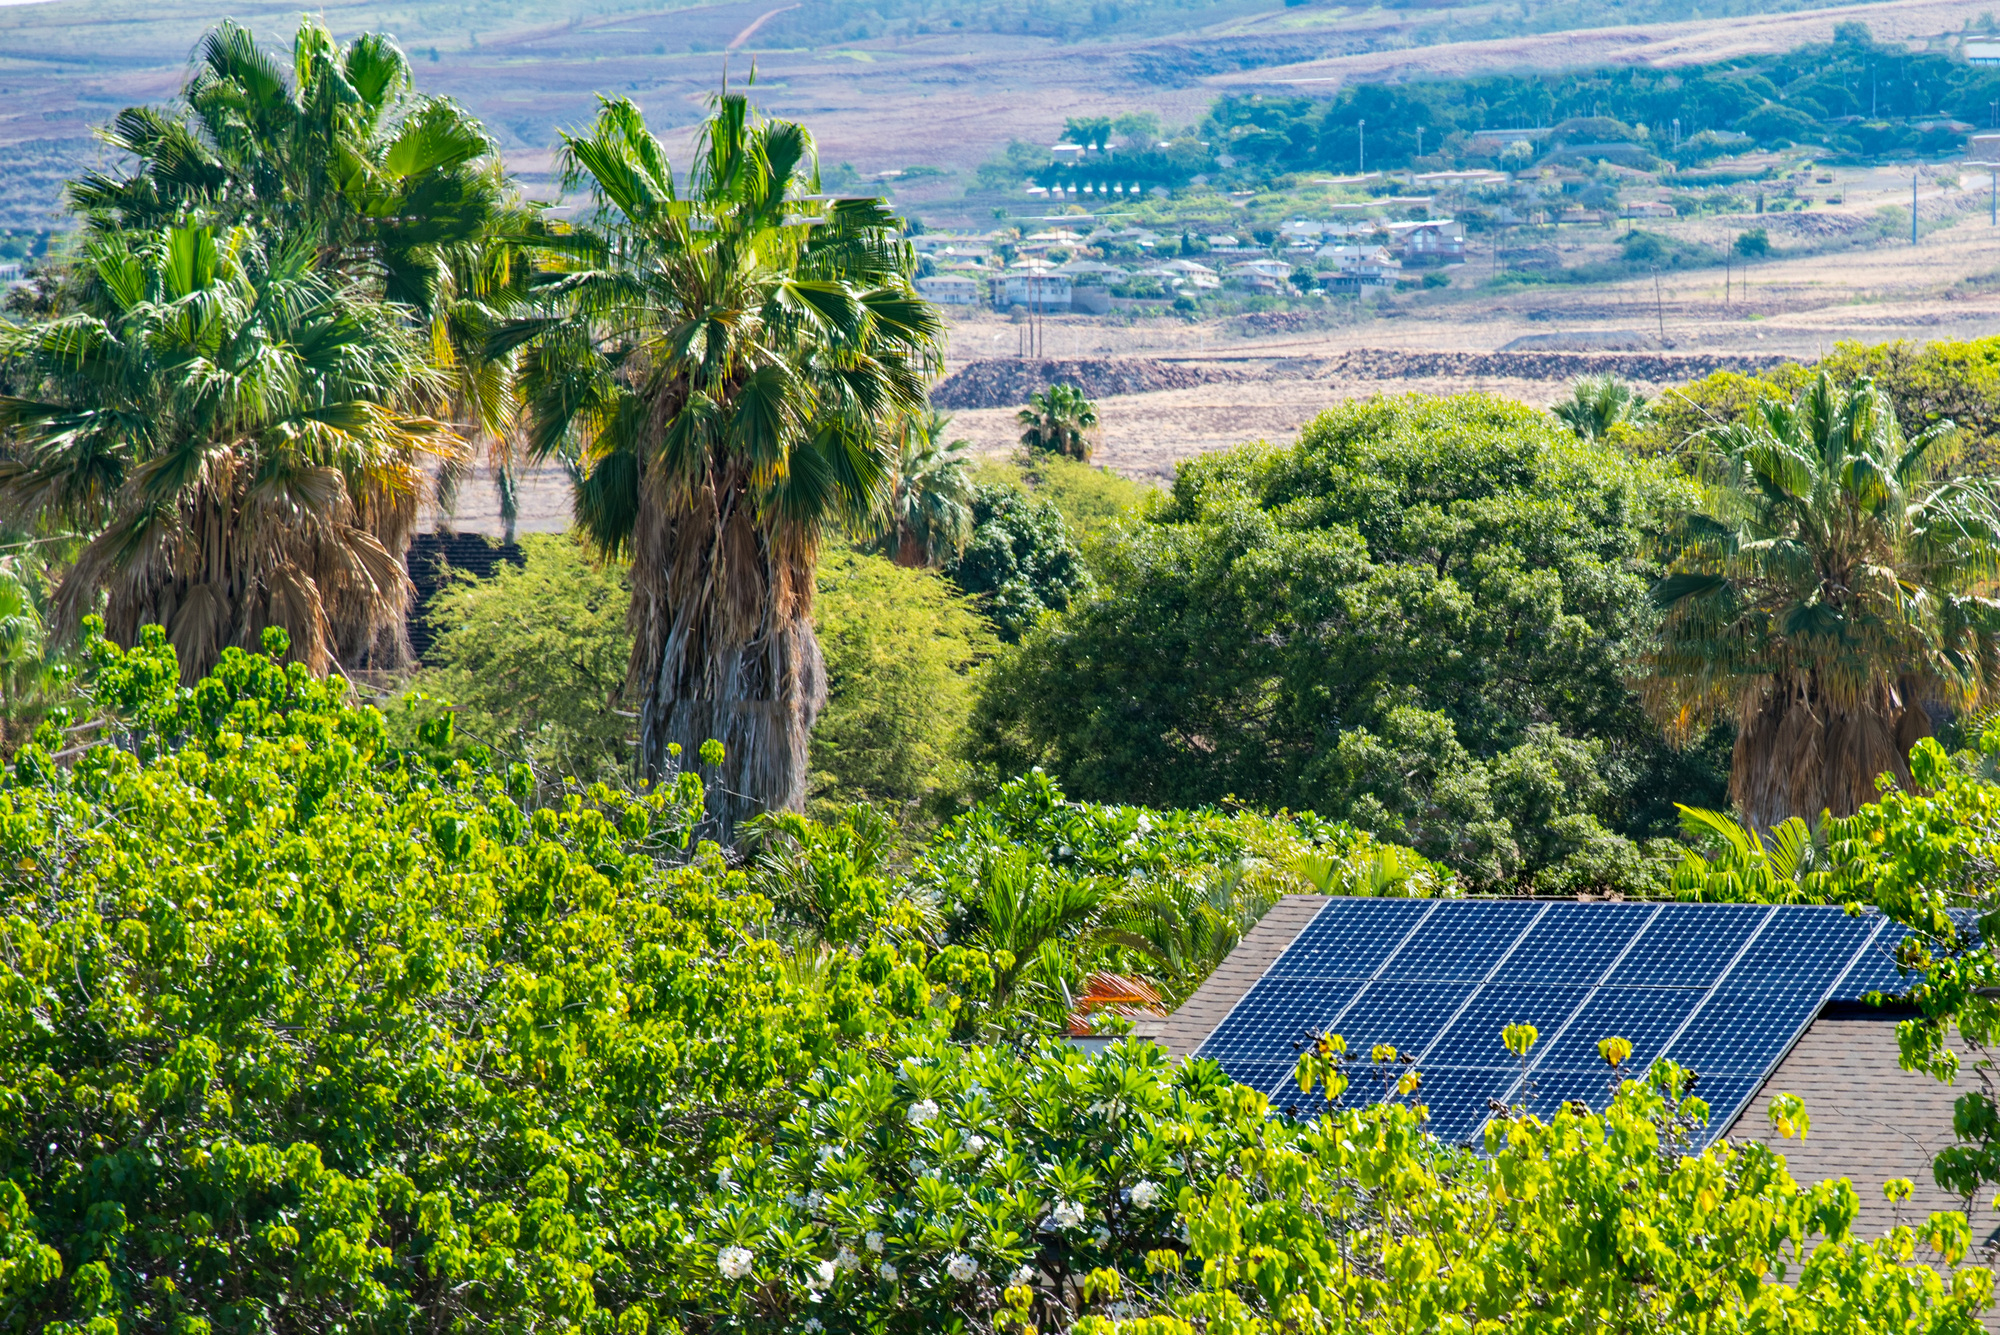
[1230,258,1293,282]
[997,271,1072,311]
[918,274,983,305]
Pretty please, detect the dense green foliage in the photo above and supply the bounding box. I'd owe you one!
[972,395,1718,889]
[402,534,634,792]
[810,551,995,812]
[944,485,1094,644]
[0,634,1993,1335]
[971,456,1154,573]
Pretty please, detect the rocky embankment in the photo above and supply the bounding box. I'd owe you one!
[931,349,1793,410]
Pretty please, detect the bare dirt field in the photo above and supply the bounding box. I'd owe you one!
[431,167,2000,532]
[0,0,1972,220]
[1213,0,1980,89]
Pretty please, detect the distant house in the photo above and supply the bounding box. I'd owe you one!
[1316,244,1401,287]
[1968,40,2000,64]
[1558,206,1609,225]
[997,271,1071,311]
[1230,258,1293,282]
[1392,219,1466,265]
[1971,133,2000,162]
[918,274,982,306]
[1050,143,1085,163]
[0,262,21,284]
[1620,201,1678,219]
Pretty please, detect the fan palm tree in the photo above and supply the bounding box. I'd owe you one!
[514,94,944,837]
[1017,384,1098,462]
[881,409,975,568]
[69,18,505,314]
[1552,374,1649,443]
[0,224,456,680]
[70,18,524,597]
[1644,373,2000,831]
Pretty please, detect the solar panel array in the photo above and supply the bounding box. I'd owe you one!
[1193,898,1907,1146]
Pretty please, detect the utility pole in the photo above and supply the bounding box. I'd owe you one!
[1416,126,1424,159]
[1652,267,1665,340]
[1991,166,1997,226]
[1912,171,1920,246]
[1358,120,1366,174]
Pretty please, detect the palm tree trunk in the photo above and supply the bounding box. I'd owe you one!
[497,463,519,546]
[628,467,826,844]
[1731,674,1930,832]
[894,521,926,569]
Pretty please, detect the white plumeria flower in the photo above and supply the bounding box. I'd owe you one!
[806,1190,824,1211]
[878,1261,899,1281]
[816,1259,837,1286]
[716,1165,732,1185]
[1136,814,1153,835]
[1129,1179,1161,1209]
[1012,1264,1038,1286]
[907,1099,940,1125]
[1092,1225,1112,1246]
[1050,1199,1085,1230]
[865,1231,886,1254]
[946,1253,979,1282]
[718,1245,754,1280]
[804,1321,824,1332]
[967,1134,990,1154]
[835,1246,861,1272]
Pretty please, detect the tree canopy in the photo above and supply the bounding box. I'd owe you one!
[971,394,1715,887]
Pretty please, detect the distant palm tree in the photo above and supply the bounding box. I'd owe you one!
[0,224,454,680]
[1017,384,1099,462]
[882,410,975,568]
[515,95,944,837]
[1644,373,2000,831]
[1552,374,1649,443]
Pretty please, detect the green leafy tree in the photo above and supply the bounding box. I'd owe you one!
[1017,384,1099,463]
[971,395,1704,887]
[0,224,453,678]
[810,550,995,811]
[1552,372,1651,442]
[400,533,633,793]
[943,482,1093,643]
[881,409,975,568]
[516,94,945,837]
[1645,374,2000,831]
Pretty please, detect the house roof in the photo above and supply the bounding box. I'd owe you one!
[1725,1009,1998,1245]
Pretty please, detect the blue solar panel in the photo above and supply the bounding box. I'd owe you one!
[1193,896,1911,1150]
[1727,906,1879,995]
[1604,903,1767,988]
[1494,902,1658,984]
[1422,982,1590,1068]
[1266,897,1435,979]
[1325,980,1477,1059]
[1662,989,1819,1074]
[1536,985,1708,1072]
[1387,900,1547,982]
